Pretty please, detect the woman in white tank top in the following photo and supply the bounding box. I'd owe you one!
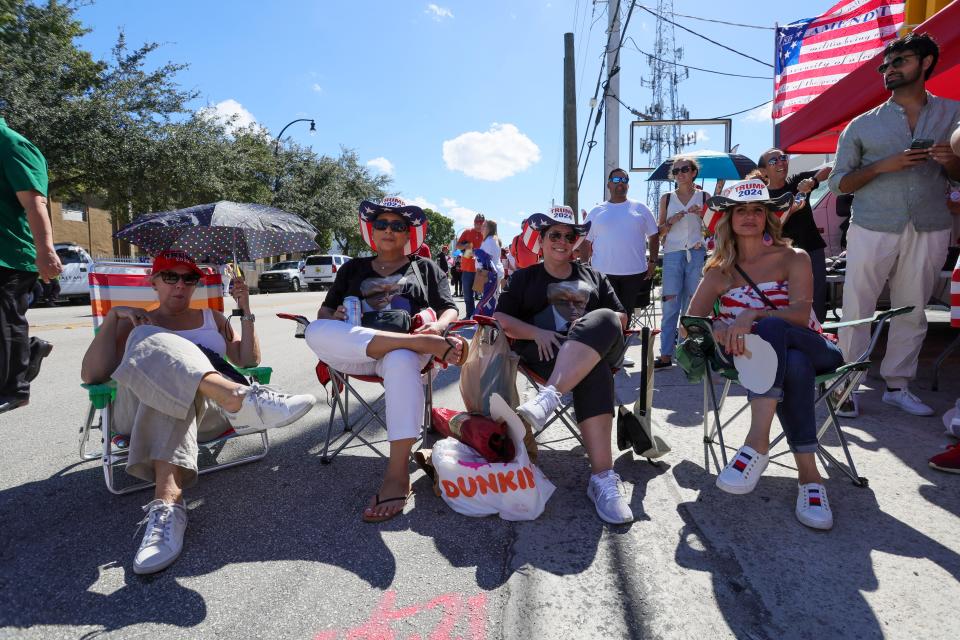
[656,156,707,368]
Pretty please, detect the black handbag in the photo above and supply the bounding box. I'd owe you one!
[361,309,412,333]
[196,344,250,386]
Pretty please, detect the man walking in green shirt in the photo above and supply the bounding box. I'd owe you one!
[1,117,62,413]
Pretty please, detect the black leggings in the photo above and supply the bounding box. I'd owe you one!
[519,308,624,422]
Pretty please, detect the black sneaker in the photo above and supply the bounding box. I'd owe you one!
[0,397,29,414]
[653,359,673,369]
[25,338,53,382]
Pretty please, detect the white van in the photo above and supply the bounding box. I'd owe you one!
[303,254,351,290]
[55,243,94,303]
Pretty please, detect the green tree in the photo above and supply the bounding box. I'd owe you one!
[422,208,454,254]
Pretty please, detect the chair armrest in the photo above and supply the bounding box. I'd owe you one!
[822,306,914,331]
[237,366,273,384]
[81,380,117,409]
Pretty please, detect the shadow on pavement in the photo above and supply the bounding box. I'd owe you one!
[671,459,960,639]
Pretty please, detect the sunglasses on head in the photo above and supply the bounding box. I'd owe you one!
[546,231,578,243]
[372,219,409,232]
[877,53,917,75]
[158,271,201,286]
[671,165,694,176]
[609,176,629,184]
[765,154,789,165]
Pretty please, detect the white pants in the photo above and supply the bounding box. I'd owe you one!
[304,320,431,441]
[839,222,950,388]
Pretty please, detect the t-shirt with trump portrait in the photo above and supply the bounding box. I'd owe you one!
[496,262,624,356]
[321,255,456,317]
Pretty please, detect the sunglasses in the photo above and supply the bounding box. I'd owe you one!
[546,231,578,243]
[765,154,789,166]
[158,271,201,286]
[877,53,917,75]
[671,165,694,176]
[609,176,629,184]
[372,219,409,232]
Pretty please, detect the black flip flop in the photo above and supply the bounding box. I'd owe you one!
[440,335,469,366]
[361,493,410,523]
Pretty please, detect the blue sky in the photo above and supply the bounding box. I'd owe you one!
[76,0,836,238]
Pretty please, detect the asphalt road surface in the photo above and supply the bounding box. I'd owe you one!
[2,291,958,639]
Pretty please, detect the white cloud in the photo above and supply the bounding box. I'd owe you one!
[442,123,541,181]
[425,4,453,20]
[741,103,773,123]
[366,157,395,176]
[441,197,458,208]
[199,99,257,133]
[447,206,481,228]
[311,83,323,93]
[409,196,439,211]
[694,128,711,143]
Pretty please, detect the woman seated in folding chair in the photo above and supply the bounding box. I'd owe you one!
[687,179,845,530]
[304,197,469,524]
[493,207,634,525]
[80,250,316,574]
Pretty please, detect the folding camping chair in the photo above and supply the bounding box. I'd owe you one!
[78,262,274,494]
[470,315,656,449]
[679,307,913,487]
[629,279,659,331]
[277,314,472,463]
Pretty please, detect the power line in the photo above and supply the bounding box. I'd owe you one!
[636,5,772,68]
[607,91,649,119]
[710,99,772,119]
[624,37,772,79]
[635,4,773,30]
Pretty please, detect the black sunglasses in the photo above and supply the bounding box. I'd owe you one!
[372,219,409,232]
[546,231,578,243]
[877,53,917,75]
[671,165,694,176]
[765,154,789,165]
[158,271,201,286]
[609,176,629,184]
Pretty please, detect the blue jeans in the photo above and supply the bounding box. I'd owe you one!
[660,247,705,358]
[461,270,476,318]
[747,317,844,453]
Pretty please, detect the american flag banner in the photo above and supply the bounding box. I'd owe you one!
[951,253,959,329]
[773,0,905,123]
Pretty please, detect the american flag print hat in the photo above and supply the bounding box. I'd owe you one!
[358,196,429,256]
[703,179,793,234]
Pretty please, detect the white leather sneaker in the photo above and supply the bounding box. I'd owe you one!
[882,388,934,417]
[716,445,769,495]
[133,499,188,575]
[795,483,833,530]
[225,383,316,435]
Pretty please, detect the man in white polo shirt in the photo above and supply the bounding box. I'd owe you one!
[581,168,659,365]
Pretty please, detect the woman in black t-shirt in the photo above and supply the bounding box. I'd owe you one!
[494,209,635,525]
[758,148,832,321]
[304,197,468,524]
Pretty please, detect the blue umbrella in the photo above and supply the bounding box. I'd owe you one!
[647,150,757,181]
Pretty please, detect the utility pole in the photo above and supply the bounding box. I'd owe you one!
[563,32,578,219]
[603,0,621,202]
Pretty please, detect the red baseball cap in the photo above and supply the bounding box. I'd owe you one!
[151,250,203,278]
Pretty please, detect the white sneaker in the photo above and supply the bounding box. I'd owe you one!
[620,356,636,368]
[716,445,769,495]
[516,385,562,431]
[133,499,188,575]
[795,483,833,530]
[587,471,634,524]
[882,388,934,417]
[225,383,317,435]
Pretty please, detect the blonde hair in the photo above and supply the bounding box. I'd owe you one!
[704,205,791,273]
[670,156,701,180]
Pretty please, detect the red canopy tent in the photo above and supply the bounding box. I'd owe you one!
[776,0,960,153]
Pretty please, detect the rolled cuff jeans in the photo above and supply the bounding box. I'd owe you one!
[660,247,705,358]
[746,317,844,454]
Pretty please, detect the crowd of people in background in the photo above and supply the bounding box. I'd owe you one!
[1,32,959,577]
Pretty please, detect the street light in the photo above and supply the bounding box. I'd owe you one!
[273,118,316,192]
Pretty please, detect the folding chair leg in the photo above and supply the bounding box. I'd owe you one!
[823,398,868,487]
[704,368,729,468]
[79,402,101,461]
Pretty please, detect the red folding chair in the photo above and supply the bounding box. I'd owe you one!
[278,314,473,463]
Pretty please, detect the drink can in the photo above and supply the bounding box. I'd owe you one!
[794,192,806,205]
[343,296,361,327]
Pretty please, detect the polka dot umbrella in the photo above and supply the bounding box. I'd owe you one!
[113,201,321,264]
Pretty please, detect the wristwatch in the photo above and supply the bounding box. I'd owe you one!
[241,313,256,322]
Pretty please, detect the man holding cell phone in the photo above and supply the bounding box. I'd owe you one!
[829,32,960,418]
